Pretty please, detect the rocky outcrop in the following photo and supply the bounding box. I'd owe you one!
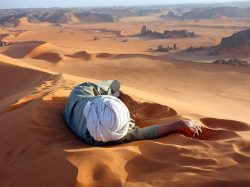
[160,10,180,19]
[0,12,27,26]
[141,25,196,38]
[27,15,40,23]
[0,40,15,47]
[212,58,249,66]
[186,46,205,52]
[156,44,177,52]
[181,7,250,20]
[74,12,118,22]
[213,29,250,56]
[95,8,163,17]
[0,9,119,26]
[1,22,14,27]
[32,10,74,24]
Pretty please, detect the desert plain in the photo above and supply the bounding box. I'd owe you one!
[0,10,250,187]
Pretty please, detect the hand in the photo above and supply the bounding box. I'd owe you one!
[178,120,202,137]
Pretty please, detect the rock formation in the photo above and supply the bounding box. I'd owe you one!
[141,25,196,38]
[74,12,118,23]
[95,7,163,17]
[186,46,205,52]
[0,40,15,47]
[160,10,180,18]
[156,44,177,52]
[0,9,119,26]
[181,7,250,20]
[212,58,249,66]
[213,29,250,56]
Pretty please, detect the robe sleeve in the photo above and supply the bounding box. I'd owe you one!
[117,119,159,143]
[85,119,159,146]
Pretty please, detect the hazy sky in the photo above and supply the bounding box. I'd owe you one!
[1,0,249,9]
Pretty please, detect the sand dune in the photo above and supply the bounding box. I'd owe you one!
[2,41,47,58]
[1,16,250,186]
[2,40,120,63]
[17,17,32,27]
[1,50,250,186]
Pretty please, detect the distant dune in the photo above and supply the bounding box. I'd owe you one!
[2,40,119,63]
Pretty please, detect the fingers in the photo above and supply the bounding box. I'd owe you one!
[197,124,202,135]
[190,127,199,137]
[185,120,202,138]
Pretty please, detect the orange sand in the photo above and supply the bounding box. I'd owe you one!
[0,16,250,186]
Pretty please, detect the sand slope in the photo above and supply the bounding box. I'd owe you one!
[1,51,250,186]
[1,18,250,186]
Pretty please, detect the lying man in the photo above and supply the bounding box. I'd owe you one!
[63,80,202,146]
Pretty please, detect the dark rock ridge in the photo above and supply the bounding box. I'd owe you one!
[156,44,177,52]
[73,12,118,22]
[181,7,250,19]
[0,10,119,27]
[213,29,250,56]
[160,7,250,19]
[0,39,15,47]
[32,10,73,24]
[212,58,249,66]
[186,46,205,52]
[160,10,180,18]
[140,25,196,38]
[94,7,163,17]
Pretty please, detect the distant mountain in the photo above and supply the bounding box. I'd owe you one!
[0,8,61,14]
[0,9,119,27]
[181,7,250,19]
[160,10,180,18]
[94,7,163,17]
[131,1,250,9]
[212,29,250,57]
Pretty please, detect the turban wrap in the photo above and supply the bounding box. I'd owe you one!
[83,95,130,142]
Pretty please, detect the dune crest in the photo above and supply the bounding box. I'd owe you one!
[2,40,121,63]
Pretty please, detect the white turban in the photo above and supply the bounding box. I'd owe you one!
[83,95,130,142]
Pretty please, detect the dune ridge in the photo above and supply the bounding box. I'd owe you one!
[1,52,250,186]
[1,14,250,186]
[2,40,120,63]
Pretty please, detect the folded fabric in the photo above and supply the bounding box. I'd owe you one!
[83,95,130,142]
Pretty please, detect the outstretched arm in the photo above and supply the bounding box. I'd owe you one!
[157,120,202,138]
[117,119,202,145]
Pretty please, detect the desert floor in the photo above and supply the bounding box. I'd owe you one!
[0,16,250,186]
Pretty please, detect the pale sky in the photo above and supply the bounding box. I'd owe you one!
[1,0,249,9]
